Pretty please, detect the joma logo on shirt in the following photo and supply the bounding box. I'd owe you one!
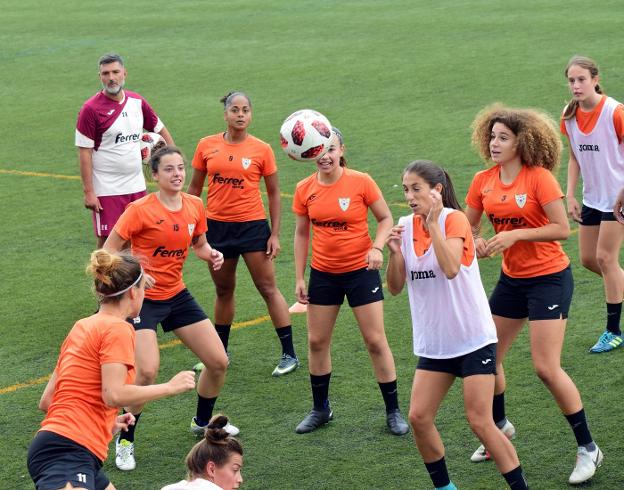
[212,173,244,188]
[153,246,185,257]
[410,270,436,280]
[114,132,141,143]
[311,218,348,231]
[578,144,600,152]
[488,214,526,226]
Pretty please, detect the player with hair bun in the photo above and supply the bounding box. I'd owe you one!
[561,55,624,353]
[27,249,196,490]
[187,91,299,377]
[161,415,243,490]
[386,160,528,490]
[466,104,602,485]
[292,127,409,436]
[105,144,237,473]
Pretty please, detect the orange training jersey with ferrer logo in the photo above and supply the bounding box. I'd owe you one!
[40,313,135,461]
[466,164,569,278]
[192,134,277,222]
[293,168,382,273]
[113,193,207,300]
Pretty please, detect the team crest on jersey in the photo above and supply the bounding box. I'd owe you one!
[515,194,527,208]
[338,197,350,211]
[188,224,195,236]
[241,158,251,170]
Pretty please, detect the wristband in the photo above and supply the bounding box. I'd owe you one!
[372,246,384,253]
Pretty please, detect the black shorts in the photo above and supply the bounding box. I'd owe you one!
[134,288,208,332]
[489,265,573,321]
[308,267,384,307]
[206,219,271,259]
[417,343,497,378]
[27,431,109,490]
[581,204,617,225]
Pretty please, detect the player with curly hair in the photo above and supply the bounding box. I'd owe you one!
[465,104,602,485]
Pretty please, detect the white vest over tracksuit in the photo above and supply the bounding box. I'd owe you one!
[564,96,624,212]
[399,208,497,359]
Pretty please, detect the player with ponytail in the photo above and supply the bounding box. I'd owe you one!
[561,55,624,353]
[386,160,527,490]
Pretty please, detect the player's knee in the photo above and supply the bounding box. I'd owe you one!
[595,249,617,271]
[135,364,159,385]
[212,353,229,374]
[363,337,387,357]
[215,285,235,300]
[465,410,490,436]
[255,280,278,300]
[308,336,329,354]
[534,364,558,386]
[579,253,599,271]
[408,406,433,432]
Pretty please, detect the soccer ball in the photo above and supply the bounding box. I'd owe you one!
[140,132,164,163]
[279,109,332,161]
[140,132,164,181]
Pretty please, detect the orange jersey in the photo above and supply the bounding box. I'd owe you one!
[40,313,135,461]
[293,168,382,273]
[411,211,475,266]
[560,95,624,142]
[114,193,207,300]
[466,164,569,278]
[191,133,277,222]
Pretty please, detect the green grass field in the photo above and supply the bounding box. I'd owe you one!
[2,0,624,488]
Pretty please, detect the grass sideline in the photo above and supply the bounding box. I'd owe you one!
[1,1,623,488]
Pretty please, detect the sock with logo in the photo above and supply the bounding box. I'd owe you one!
[565,408,595,450]
[310,373,331,411]
[493,392,507,427]
[195,395,217,427]
[118,410,141,443]
[378,379,400,413]
[214,324,231,352]
[275,325,296,358]
[606,302,622,335]
[424,456,450,488]
[502,465,529,489]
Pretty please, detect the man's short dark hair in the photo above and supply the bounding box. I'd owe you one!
[98,53,124,68]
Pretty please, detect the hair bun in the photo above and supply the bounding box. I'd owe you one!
[204,414,231,443]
